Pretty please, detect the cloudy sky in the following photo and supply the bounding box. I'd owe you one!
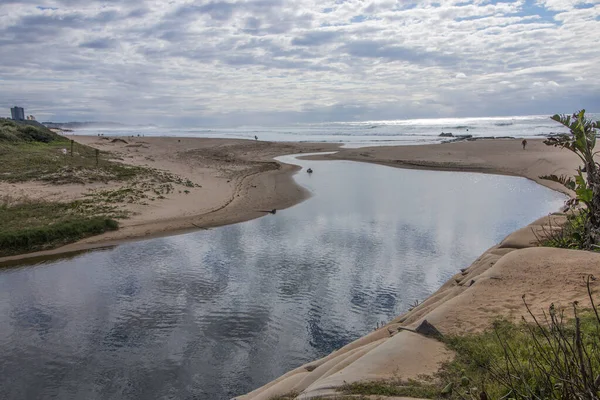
[0,0,599,126]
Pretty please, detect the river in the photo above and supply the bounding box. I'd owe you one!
[0,155,566,399]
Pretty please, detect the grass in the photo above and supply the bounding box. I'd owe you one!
[341,379,439,398]
[0,197,120,257]
[0,118,153,184]
[0,118,63,143]
[0,120,204,256]
[0,140,148,184]
[336,289,600,400]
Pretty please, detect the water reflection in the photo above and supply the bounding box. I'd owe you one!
[0,157,565,399]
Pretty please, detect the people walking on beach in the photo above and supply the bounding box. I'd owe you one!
[522,139,527,150]
[255,135,258,141]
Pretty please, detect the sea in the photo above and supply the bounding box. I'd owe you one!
[68,114,585,147]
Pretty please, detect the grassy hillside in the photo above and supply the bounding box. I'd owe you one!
[0,119,65,143]
[0,119,147,184]
[0,120,189,258]
[0,119,127,257]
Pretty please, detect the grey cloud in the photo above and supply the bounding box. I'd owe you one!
[291,31,339,46]
[1,0,599,125]
[127,8,150,18]
[79,38,117,49]
[340,40,459,66]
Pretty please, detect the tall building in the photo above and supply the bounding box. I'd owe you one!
[11,106,25,121]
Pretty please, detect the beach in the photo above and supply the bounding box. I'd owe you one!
[3,133,599,400]
[0,136,337,263]
[306,138,580,196]
[1,137,578,264]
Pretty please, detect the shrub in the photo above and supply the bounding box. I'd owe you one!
[545,110,600,249]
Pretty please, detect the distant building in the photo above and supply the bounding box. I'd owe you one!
[11,106,25,121]
[26,115,36,121]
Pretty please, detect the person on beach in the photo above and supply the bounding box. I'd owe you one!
[254,135,258,141]
[522,139,527,150]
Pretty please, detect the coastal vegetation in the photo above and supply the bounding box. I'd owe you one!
[0,197,119,257]
[542,110,600,250]
[0,119,194,257]
[336,287,600,400]
[0,119,145,184]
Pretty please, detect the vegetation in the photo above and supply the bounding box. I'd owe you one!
[341,379,439,398]
[538,212,591,250]
[539,174,576,191]
[0,118,64,143]
[0,197,120,257]
[442,279,600,400]
[331,278,600,400]
[544,110,600,250]
[0,120,145,184]
[0,119,199,257]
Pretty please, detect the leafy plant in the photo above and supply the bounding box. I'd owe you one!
[545,110,600,249]
[539,174,576,191]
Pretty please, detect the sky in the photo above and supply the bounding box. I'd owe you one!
[0,0,599,126]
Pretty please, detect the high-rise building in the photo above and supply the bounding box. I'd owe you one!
[11,107,25,121]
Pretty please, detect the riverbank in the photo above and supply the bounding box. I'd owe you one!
[0,137,579,265]
[235,139,600,400]
[0,136,337,264]
[236,215,600,400]
[305,138,580,196]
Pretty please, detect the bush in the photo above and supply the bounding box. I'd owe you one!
[545,110,600,249]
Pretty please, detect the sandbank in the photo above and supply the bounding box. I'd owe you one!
[0,136,337,264]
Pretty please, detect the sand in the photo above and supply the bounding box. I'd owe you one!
[237,214,600,400]
[0,136,337,263]
[235,139,600,400]
[4,135,598,399]
[0,137,581,263]
[305,138,581,195]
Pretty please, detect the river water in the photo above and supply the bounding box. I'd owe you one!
[0,156,566,399]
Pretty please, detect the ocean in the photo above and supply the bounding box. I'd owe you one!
[68,114,586,148]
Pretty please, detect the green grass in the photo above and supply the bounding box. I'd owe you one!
[440,312,600,399]
[0,119,63,143]
[541,211,600,251]
[0,197,122,257]
[334,307,600,400]
[341,379,439,398]
[0,119,201,256]
[0,140,148,184]
[0,118,150,184]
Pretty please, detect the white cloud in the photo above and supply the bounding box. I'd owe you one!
[0,0,599,125]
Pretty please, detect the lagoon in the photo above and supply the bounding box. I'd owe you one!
[0,156,565,399]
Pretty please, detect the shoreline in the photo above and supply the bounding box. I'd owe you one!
[236,214,600,400]
[0,138,578,266]
[303,138,579,197]
[4,134,598,399]
[0,138,338,265]
[234,139,596,400]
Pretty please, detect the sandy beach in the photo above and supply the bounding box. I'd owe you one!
[0,136,337,263]
[308,138,581,195]
[0,137,580,264]
[3,133,599,400]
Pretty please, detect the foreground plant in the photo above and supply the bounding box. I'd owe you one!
[544,110,600,249]
[444,276,600,400]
